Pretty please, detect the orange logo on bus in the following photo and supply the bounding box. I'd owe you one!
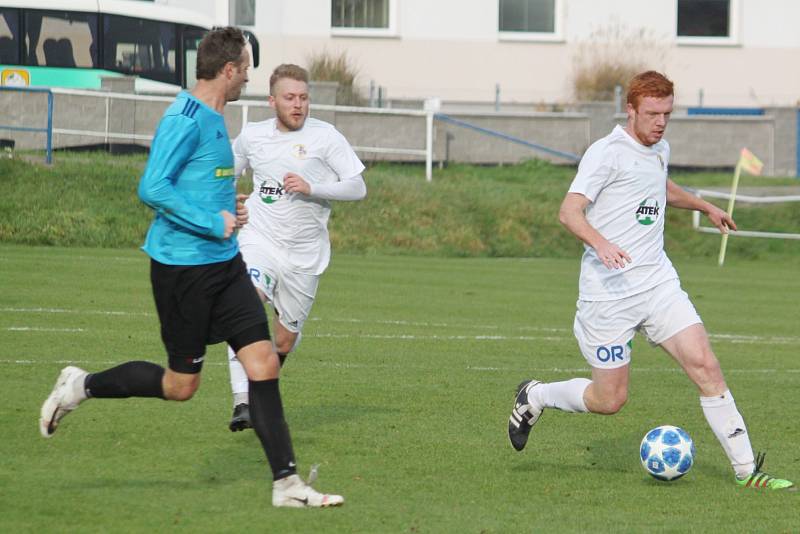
[1,69,30,87]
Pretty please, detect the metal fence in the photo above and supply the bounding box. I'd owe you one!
[0,86,53,163]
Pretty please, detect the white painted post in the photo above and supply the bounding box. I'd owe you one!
[423,97,441,182]
[104,95,110,145]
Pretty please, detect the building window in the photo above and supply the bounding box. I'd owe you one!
[498,0,563,42]
[499,0,554,33]
[677,0,739,45]
[331,0,396,37]
[332,0,388,29]
[230,0,255,27]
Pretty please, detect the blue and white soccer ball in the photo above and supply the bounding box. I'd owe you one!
[639,425,695,481]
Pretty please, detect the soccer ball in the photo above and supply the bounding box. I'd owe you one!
[639,425,695,481]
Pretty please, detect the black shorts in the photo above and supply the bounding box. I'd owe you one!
[150,253,270,373]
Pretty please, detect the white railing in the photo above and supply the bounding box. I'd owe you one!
[237,99,437,181]
[49,88,437,181]
[692,189,800,240]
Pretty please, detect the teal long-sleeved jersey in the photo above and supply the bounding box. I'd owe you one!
[139,91,237,265]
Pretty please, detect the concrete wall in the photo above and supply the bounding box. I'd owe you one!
[1,88,797,176]
[432,112,589,165]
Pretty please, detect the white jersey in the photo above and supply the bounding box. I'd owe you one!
[568,125,679,301]
[233,118,365,275]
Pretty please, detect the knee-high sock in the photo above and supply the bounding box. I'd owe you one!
[85,361,165,399]
[700,390,755,478]
[249,378,297,481]
[230,333,301,404]
[228,345,249,405]
[529,378,590,413]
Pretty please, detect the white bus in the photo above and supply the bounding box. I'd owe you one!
[0,0,259,91]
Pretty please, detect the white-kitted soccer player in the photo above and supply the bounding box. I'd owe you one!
[508,70,794,490]
[227,64,366,431]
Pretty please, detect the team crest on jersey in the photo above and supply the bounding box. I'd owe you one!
[635,198,660,225]
[656,154,666,170]
[258,178,284,204]
[292,144,307,159]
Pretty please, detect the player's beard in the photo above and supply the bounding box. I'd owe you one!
[227,82,247,103]
[277,107,307,131]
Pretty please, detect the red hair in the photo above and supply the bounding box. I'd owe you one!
[626,71,674,109]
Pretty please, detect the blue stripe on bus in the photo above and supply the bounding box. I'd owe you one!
[687,107,765,116]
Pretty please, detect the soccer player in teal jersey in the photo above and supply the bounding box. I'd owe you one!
[138,86,239,265]
[39,27,343,508]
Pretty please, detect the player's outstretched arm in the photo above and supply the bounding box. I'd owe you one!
[666,179,736,233]
[559,192,631,269]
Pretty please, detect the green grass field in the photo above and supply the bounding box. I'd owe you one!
[1,244,798,532]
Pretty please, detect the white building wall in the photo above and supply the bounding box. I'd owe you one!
[161,0,800,106]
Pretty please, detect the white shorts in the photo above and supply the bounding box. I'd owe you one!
[238,236,319,334]
[573,279,702,369]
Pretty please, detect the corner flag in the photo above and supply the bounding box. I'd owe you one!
[718,148,764,266]
[738,147,764,176]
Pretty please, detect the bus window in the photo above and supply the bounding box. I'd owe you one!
[0,9,20,64]
[25,10,98,68]
[103,15,176,85]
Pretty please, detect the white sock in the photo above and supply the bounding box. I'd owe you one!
[227,345,250,407]
[290,331,303,353]
[700,389,755,478]
[529,378,590,413]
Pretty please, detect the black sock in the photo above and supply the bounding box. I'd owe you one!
[85,361,165,399]
[249,378,297,481]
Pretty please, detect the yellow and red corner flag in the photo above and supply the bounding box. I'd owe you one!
[719,147,764,266]
[738,147,764,176]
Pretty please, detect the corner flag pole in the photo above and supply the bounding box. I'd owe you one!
[717,161,741,267]
[718,148,764,266]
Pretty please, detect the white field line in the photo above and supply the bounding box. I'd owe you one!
[461,366,800,374]
[1,358,797,375]
[2,254,142,263]
[5,327,86,332]
[314,333,568,342]
[309,316,567,332]
[1,307,798,345]
[1,307,153,317]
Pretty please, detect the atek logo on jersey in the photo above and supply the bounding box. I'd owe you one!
[259,179,285,204]
[635,198,660,225]
[292,144,307,159]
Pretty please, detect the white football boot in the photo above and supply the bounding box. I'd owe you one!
[272,468,344,508]
[39,366,88,438]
